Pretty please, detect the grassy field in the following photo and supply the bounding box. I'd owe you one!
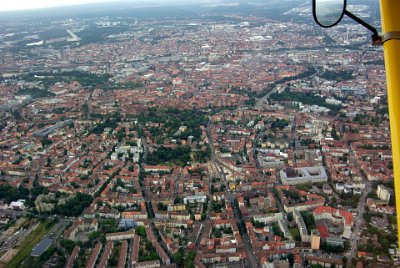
[6,220,55,268]
[289,227,301,241]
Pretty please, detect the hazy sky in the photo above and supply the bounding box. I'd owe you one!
[0,0,236,12]
[0,0,119,11]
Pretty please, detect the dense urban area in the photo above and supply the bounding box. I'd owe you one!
[0,0,395,268]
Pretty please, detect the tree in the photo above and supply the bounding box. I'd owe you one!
[157,202,168,211]
[219,184,226,192]
[287,253,294,266]
[173,247,184,266]
[0,184,31,203]
[300,211,316,231]
[271,118,289,130]
[136,226,146,237]
[331,129,340,140]
[147,145,191,167]
[41,138,53,147]
[59,239,76,254]
[387,162,393,170]
[55,192,93,216]
[320,242,344,253]
[115,205,126,212]
[82,102,89,115]
[12,110,21,120]
[16,87,55,99]
[184,251,196,268]
[320,70,353,82]
[269,87,341,115]
[174,197,182,204]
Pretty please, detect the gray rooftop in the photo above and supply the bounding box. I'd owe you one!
[31,238,53,257]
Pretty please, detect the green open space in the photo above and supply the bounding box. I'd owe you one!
[6,220,55,268]
[289,227,301,241]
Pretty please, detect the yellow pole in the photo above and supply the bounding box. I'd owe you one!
[380,0,400,248]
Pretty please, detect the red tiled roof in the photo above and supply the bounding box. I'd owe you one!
[358,251,367,257]
[314,206,353,226]
[316,224,329,239]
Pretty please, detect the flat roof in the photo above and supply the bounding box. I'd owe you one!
[31,238,53,257]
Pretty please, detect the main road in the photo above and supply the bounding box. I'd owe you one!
[347,145,371,266]
[206,124,259,268]
[138,137,172,260]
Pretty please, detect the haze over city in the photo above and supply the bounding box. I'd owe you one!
[0,0,249,12]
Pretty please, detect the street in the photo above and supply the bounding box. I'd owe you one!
[347,146,371,266]
[206,124,259,268]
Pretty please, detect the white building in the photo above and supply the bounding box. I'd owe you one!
[10,200,25,210]
[253,213,284,224]
[183,195,207,204]
[377,184,391,202]
[280,166,328,185]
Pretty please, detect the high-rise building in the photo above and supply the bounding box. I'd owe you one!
[311,229,321,250]
[377,184,391,202]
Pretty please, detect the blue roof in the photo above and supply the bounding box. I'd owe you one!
[31,238,53,257]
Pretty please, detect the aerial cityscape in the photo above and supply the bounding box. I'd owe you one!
[0,0,395,268]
